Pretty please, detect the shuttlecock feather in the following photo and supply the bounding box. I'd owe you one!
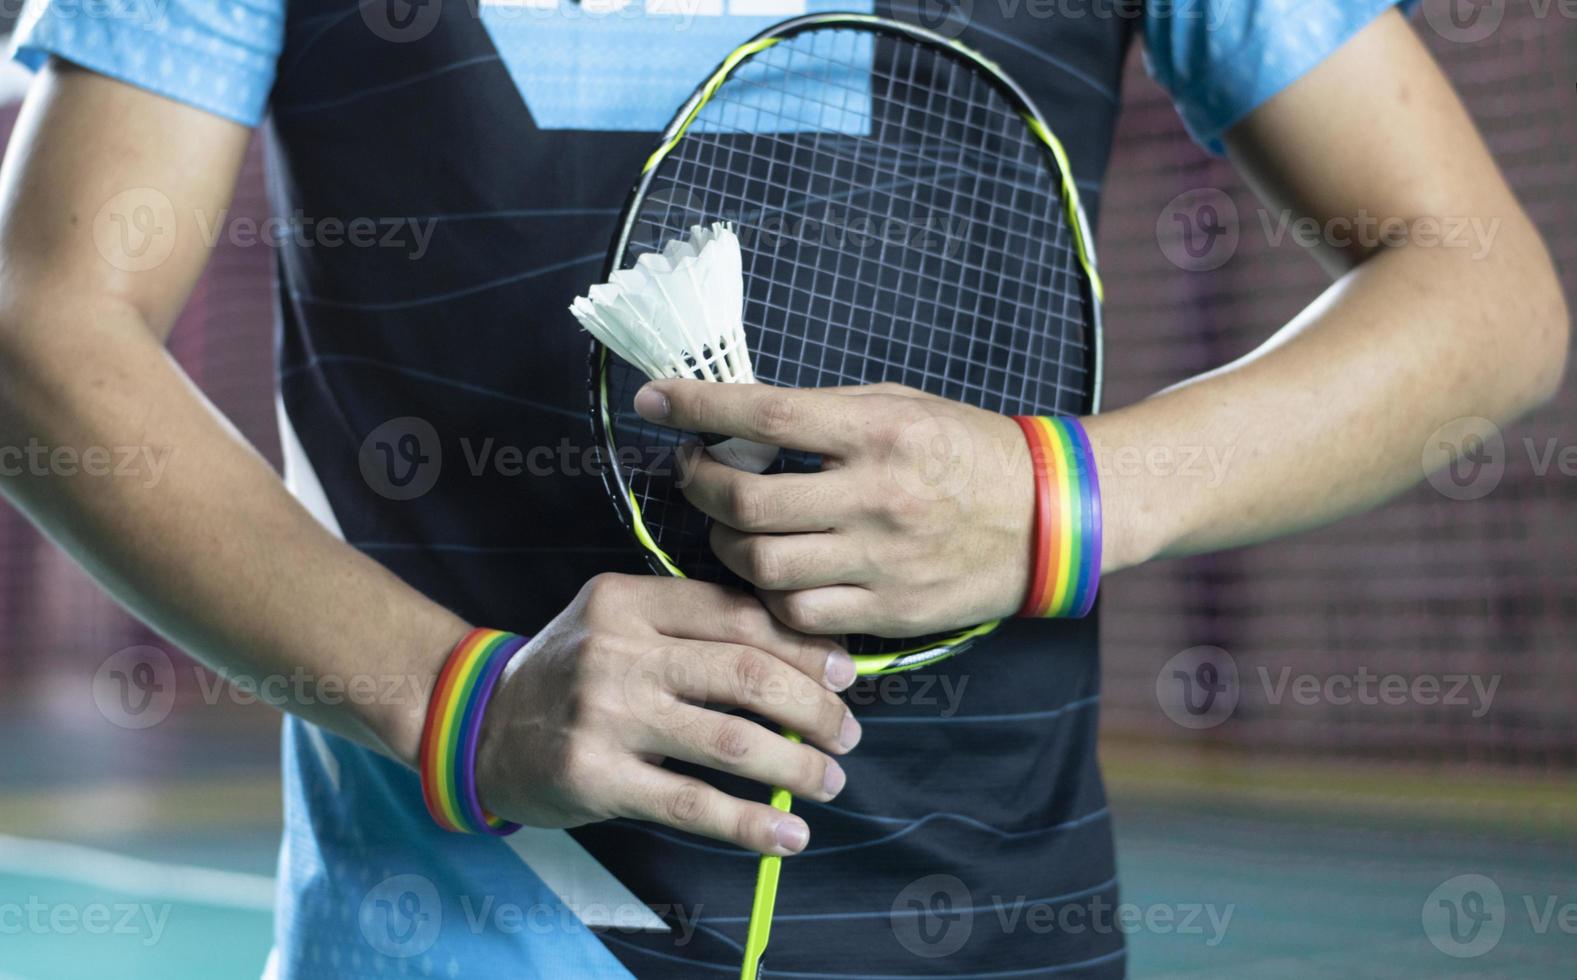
[572,222,777,473]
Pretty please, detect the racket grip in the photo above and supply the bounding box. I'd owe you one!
[739,730,801,980]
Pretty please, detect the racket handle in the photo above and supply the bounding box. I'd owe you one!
[739,730,801,980]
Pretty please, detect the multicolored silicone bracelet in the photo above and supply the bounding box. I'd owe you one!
[419,627,528,835]
[1012,416,1102,618]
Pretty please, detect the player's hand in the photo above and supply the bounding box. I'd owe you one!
[474,574,859,855]
[634,380,1035,636]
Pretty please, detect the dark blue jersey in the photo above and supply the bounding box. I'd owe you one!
[10,0,1409,974]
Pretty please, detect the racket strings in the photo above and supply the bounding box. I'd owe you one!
[606,26,1094,655]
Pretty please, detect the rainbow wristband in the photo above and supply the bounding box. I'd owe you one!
[419,628,529,835]
[1013,416,1102,618]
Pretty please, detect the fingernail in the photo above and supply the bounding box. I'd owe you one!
[839,712,862,752]
[774,818,809,853]
[822,759,846,798]
[634,385,670,420]
[824,650,856,690]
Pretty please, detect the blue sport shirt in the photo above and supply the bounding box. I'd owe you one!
[12,0,1407,976]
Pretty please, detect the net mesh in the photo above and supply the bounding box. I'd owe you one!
[601,25,1096,659]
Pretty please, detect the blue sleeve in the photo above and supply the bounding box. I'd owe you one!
[1144,0,1416,155]
[7,0,285,127]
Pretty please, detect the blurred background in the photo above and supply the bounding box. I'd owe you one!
[0,3,1571,978]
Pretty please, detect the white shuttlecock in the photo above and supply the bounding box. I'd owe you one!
[571,221,778,473]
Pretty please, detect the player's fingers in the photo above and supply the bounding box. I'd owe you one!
[811,381,938,400]
[710,524,868,591]
[632,579,857,691]
[644,639,857,755]
[634,379,873,455]
[761,585,883,637]
[640,702,846,803]
[679,448,853,532]
[613,762,812,856]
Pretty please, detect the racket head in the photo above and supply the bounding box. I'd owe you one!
[588,13,1103,675]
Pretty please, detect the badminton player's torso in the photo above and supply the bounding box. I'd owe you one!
[267,1,1133,976]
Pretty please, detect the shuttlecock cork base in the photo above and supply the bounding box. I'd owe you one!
[572,221,778,474]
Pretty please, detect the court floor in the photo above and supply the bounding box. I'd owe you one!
[1,733,1572,978]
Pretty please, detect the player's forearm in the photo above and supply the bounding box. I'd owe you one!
[0,293,467,766]
[1090,220,1569,573]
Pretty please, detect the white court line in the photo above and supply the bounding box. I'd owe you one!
[0,833,275,911]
